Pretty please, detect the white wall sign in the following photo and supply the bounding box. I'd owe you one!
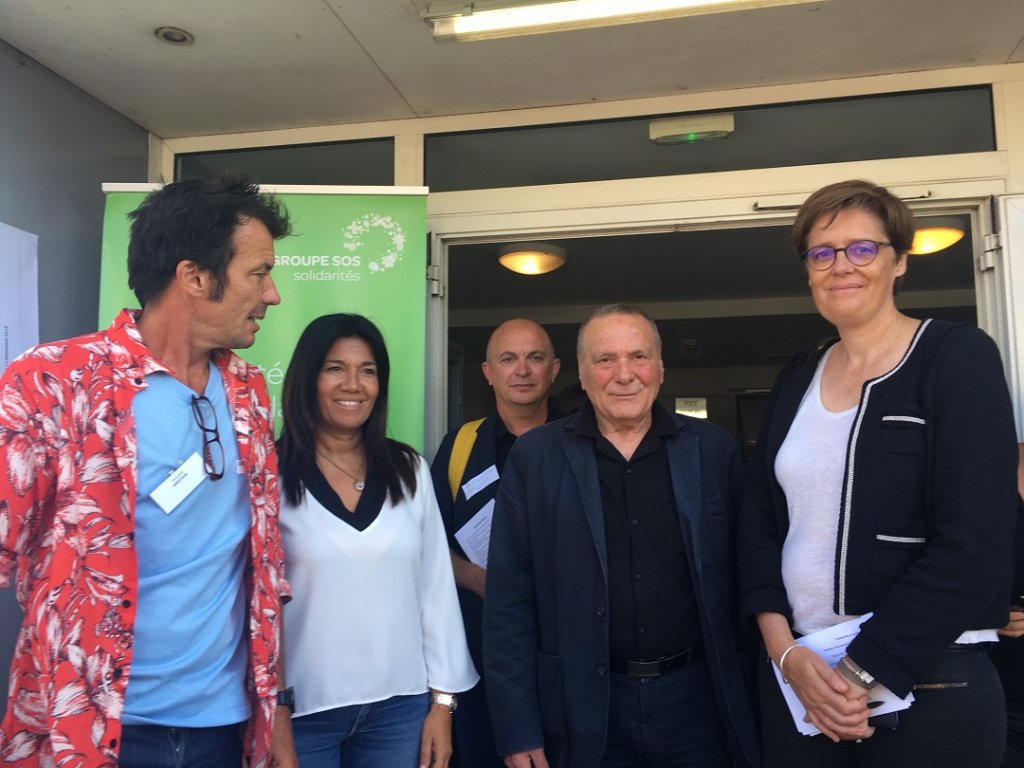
[0,222,39,371]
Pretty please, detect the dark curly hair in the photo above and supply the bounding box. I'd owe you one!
[127,175,291,307]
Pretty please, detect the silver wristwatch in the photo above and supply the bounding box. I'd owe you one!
[430,692,458,713]
[840,656,877,689]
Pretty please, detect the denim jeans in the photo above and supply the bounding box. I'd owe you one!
[291,693,429,768]
[118,722,243,768]
[600,654,732,768]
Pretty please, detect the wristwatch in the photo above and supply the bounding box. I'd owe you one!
[276,686,295,713]
[430,692,458,713]
[840,656,877,690]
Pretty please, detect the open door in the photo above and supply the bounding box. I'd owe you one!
[994,195,1024,438]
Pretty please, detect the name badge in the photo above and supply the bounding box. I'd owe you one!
[150,452,206,514]
[462,464,499,501]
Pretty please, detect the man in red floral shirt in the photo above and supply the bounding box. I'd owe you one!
[0,177,295,768]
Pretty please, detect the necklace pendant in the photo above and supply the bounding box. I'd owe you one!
[354,479,366,491]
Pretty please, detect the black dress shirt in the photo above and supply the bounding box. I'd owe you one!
[576,400,700,662]
[493,414,517,475]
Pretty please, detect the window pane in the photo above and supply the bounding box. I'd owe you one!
[426,87,993,192]
[177,138,394,186]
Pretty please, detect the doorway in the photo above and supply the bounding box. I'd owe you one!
[430,207,980,456]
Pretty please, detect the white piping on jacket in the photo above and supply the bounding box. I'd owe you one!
[876,534,927,544]
[881,415,926,425]
[836,319,932,614]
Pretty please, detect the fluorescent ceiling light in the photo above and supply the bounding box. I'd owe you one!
[426,0,828,41]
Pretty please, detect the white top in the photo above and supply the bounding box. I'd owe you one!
[281,454,479,717]
[777,348,859,635]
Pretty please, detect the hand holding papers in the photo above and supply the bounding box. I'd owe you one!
[773,614,914,736]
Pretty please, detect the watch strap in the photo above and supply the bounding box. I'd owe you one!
[276,686,295,713]
[838,656,877,689]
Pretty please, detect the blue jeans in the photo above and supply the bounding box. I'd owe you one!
[601,655,732,767]
[291,693,429,768]
[118,722,243,768]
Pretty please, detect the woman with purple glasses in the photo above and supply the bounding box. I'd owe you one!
[738,179,1018,767]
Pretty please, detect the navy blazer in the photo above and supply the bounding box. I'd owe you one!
[483,409,761,768]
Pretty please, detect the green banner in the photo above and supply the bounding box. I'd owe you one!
[100,185,428,450]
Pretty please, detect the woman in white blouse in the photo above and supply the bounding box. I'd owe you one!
[275,313,478,768]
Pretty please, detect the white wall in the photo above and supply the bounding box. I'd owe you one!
[0,39,148,717]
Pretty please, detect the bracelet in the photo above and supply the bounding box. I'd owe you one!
[777,643,801,684]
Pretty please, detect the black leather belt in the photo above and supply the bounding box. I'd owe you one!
[610,644,702,678]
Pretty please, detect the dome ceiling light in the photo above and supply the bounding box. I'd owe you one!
[498,243,567,275]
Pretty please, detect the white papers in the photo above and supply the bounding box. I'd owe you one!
[461,464,499,501]
[454,499,494,568]
[773,613,914,736]
[0,222,39,372]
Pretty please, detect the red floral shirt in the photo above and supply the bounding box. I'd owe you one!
[0,310,290,767]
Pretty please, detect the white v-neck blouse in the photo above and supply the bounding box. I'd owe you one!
[281,454,479,717]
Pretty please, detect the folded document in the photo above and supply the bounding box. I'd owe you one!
[773,613,914,736]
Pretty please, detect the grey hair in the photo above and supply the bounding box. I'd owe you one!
[576,303,662,358]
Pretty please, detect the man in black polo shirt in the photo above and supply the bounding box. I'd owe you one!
[483,303,760,768]
[431,318,560,767]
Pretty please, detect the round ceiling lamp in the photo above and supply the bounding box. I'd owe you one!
[154,26,194,45]
[910,217,966,255]
[498,242,567,275]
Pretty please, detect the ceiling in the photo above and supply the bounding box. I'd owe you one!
[0,0,1022,139]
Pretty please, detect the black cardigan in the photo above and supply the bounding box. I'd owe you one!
[738,319,1018,697]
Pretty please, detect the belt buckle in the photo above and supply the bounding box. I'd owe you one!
[627,660,662,678]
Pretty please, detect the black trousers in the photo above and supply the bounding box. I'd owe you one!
[994,636,1024,768]
[759,644,1007,768]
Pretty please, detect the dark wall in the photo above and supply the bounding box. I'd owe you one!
[0,39,148,716]
[0,39,148,343]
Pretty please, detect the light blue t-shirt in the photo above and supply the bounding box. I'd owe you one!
[123,363,251,726]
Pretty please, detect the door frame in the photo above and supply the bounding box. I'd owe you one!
[425,153,1013,453]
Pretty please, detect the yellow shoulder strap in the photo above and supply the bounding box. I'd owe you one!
[447,417,486,501]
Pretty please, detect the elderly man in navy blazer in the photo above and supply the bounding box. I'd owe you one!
[483,303,760,768]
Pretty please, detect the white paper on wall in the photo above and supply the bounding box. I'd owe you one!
[0,221,39,372]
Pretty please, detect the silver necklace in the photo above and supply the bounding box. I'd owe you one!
[316,448,366,491]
